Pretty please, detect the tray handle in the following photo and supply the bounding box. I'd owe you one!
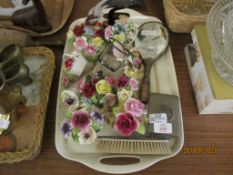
[84,154,157,174]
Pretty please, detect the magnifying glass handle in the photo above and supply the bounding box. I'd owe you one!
[140,60,153,103]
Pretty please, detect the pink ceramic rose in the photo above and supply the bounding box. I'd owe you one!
[77,79,85,90]
[84,45,96,56]
[105,76,117,87]
[63,76,70,87]
[134,58,142,68]
[104,26,113,41]
[71,111,91,129]
[114,112,140,136]
[74,37,87,50]
[125,98,146,117]
[129,78,139,91]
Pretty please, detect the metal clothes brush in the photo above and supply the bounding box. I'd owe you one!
[96,93,181,155]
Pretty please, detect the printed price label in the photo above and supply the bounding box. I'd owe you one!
[153,123,172,134]
[149,113,167,123]
[0,118,10,129]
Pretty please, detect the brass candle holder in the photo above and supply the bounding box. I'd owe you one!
[0,71,23,135]
[0,44,31,135]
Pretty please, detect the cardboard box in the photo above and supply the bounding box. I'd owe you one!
[185,25,233,114]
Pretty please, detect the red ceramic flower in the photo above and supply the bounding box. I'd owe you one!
[64,57,74,70]
[95,29,105,38]
[80,82,96,98]
[71,111,91,129]
[73,24,84,36]
[92,78,98,85]
[114,112,140,136]
[117,75,129,88]
[95,22,103,27]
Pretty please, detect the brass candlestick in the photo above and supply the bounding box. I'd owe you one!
[0,44,31,135]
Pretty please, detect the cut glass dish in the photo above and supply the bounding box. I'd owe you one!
[206,0,233,85]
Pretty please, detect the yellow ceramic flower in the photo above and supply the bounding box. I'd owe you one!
[124,67,144,79]
[114,33,125,43]
[117,89,133,103]
[96,80,112,94]
[92,37,104,48]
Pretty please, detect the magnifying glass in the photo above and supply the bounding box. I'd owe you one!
[135,21,169,103]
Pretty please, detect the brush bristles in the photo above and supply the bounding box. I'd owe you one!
[96,138,174,155]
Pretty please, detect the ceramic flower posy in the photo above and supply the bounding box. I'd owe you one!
[70,18,107,62]
[76,71,147,137]
[60,92,104,144]
[104,21,138,45]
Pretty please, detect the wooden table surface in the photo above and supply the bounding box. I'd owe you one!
[1,1,233,175]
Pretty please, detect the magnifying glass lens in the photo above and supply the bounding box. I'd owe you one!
[137,22,168,59]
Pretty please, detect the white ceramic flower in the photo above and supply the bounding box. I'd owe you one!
[78,127,97,144]
[117,89,133,103]
[67,30,75,40]
[61,90,79,112]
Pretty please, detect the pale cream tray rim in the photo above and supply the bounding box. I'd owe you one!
[55,9,184,174]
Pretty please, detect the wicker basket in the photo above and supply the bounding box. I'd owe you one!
[163,0,214,33]
[0,47,55,163]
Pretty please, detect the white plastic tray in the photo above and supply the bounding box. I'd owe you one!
[55,9,184,174]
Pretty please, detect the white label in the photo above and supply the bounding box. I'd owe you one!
[149,113,167,123]
[69,55,87,76]
[153,123,172,134]
[0,118,10,129]
[141,30,160,37]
